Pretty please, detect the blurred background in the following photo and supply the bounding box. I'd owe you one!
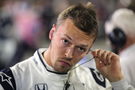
[0,0,134,69]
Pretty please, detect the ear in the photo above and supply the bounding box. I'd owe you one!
[49,24,56,40]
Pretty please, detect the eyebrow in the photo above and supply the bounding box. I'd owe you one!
[76,45,89,49]
[64,34,88,48]
[64,34,72,40]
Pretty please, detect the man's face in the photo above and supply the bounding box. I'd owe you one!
[48,19,95,73]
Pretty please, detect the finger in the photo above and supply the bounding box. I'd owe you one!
[96,49,102,57]
[94,56,104,70]
[92,49,111,66]
[92,49,104,65]
[91,49,98,58]
[106,51,113,65]
[97,49,108,65]
[101,50,109,65]
[103,50,116,66]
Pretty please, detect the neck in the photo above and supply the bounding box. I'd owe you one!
[43,47,52,66]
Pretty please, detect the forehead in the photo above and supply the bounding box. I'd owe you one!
[56,19,94,45]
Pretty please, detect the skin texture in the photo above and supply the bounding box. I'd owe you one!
[44,19,94,73]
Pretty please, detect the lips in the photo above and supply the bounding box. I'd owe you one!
[59,60,71,66]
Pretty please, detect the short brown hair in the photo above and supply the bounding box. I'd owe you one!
[57,2,98,38]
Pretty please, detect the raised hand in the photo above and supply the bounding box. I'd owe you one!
[91,49,124,82]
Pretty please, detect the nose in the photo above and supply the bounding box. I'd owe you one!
[65,47,74,59]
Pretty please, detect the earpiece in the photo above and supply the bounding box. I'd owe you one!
[108,27,127,54]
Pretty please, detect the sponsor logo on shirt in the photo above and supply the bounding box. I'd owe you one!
[90,68,106,88]
[35,83,48,90]
[0,72,14,89]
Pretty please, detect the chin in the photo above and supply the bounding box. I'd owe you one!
[55,67,70,73]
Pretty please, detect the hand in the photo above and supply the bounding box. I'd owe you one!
[91,49,124,82]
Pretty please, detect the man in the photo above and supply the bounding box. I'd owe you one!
[105,8,135,88]
[0,2,133,90]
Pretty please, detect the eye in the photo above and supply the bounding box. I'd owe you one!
[77,47,86,52]
[62,39,69,45]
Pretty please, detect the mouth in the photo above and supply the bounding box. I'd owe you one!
[59,60,71,67]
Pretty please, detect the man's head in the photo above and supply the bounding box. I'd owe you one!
[56,2,98,37]
[105,8,135,54]
[45,2,98,73]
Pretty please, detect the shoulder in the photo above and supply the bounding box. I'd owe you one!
[75,66,111,88]
[0,57,34,90]
[11,56,35,73]
[0,68,16,90]
[10,57,36,83]
[10,57,37,89]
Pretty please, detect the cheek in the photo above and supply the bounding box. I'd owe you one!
[75,52,88,62]
[53,38,66,55]
[72,56,84,65]
[51,40,66,58]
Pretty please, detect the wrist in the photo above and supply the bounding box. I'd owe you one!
[109,74,124,82]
